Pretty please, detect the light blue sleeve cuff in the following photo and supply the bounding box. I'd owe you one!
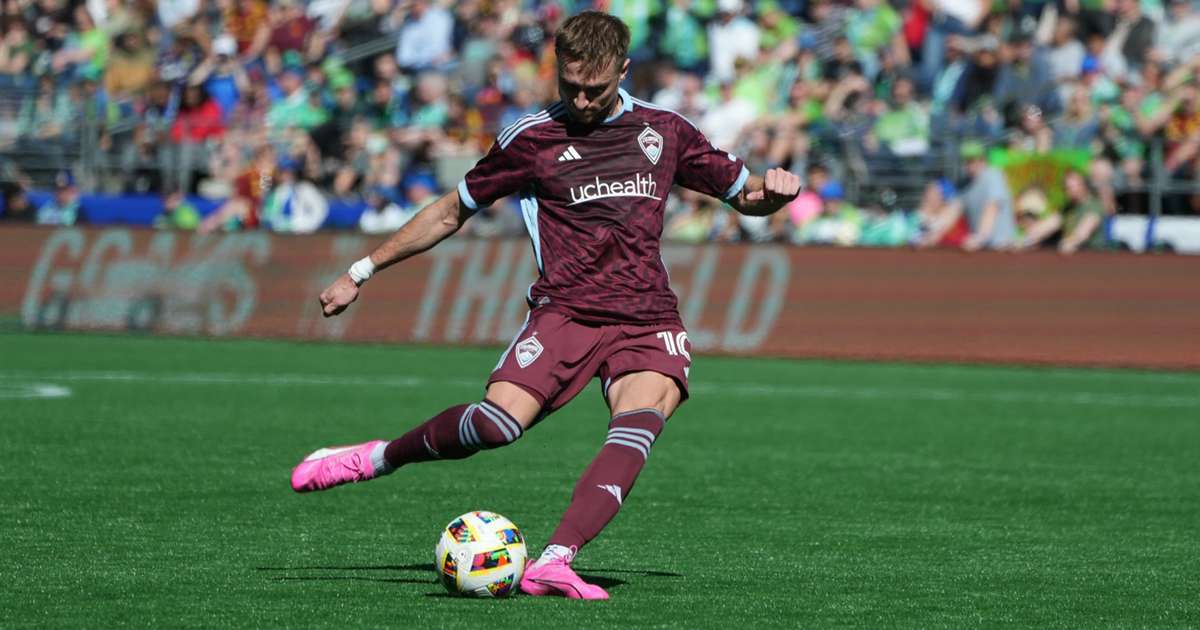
[457,180,479,211]
[724,166,750,200]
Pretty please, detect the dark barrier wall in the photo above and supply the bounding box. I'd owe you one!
[3,226,1198,369]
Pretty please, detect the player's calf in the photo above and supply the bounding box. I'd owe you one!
[381,399,525,468]
[544,408,666,549]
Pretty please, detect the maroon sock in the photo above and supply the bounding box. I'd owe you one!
[383,399,523,468]
[547,409,666,550]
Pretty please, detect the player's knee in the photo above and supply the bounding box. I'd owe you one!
[604,408,666,459]
[466,399,525,450]
[607,372,682,419]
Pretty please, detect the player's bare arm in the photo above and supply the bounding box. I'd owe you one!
[318,190,473,317]
[728,168,803,216]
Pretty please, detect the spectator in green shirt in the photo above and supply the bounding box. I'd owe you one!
[845,0,903,78]
[870,77,930,157]
[51,6,109,81]
[266,67,329,130]
[1059,169,1111,254]
[660,0,708,73]
[757,1,800,52]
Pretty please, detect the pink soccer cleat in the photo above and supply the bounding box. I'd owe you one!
[520,547,609,600]
[290,440,385,493]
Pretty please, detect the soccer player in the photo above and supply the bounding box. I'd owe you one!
[291,11,801,600]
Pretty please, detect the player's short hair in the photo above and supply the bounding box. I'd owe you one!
[555,11,630,78]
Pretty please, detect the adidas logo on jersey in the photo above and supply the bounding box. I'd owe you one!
[557,145,582,161]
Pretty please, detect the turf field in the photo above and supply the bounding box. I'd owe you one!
[1,332,1198,627]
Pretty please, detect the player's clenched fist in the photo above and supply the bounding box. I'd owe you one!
[746,167,802,210]
[319,274,360,318]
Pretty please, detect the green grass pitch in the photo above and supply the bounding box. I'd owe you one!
[1,332,1198,627]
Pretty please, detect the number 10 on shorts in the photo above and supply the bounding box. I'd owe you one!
[656,331,691,361]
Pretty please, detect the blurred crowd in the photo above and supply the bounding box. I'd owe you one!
[1,0,1198,253]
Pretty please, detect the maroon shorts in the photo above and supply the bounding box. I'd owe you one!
[488,308,691,415]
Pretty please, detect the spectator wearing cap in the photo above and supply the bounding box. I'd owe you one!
[791,180,868,246]
[189,34,250,118]
[392,0,453,73]
[920,142,1016,251]
[36,170,80,226]
[994,26,1059,120]
[266,64,327,130]
[401,170,439,213]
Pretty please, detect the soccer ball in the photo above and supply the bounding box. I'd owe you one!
[435,511,527,597]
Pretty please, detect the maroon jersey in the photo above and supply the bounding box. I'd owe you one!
[457,88,748,325]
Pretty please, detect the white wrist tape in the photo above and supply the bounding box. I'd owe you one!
[348,257,376,286]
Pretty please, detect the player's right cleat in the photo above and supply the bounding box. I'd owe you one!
[290,440,385,493]
[520,546,609,600]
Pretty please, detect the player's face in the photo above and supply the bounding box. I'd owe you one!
[557,58,629,126]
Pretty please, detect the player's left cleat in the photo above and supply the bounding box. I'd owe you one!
[520,546,609,600]
[290,440,385,493]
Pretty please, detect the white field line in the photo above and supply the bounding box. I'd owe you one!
[0,370,1197,409]
[0,383,73,399]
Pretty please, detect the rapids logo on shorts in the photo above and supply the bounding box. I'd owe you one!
[638,126,663,165]
[515,335,543,368]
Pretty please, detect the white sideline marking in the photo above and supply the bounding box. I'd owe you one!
[0,383,73,399]
[0,370,1196,409]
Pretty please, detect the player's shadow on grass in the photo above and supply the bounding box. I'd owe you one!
[257,563,434,572]
[575,567,683,578]
[422,568,681,597]
[257,563,435,585]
